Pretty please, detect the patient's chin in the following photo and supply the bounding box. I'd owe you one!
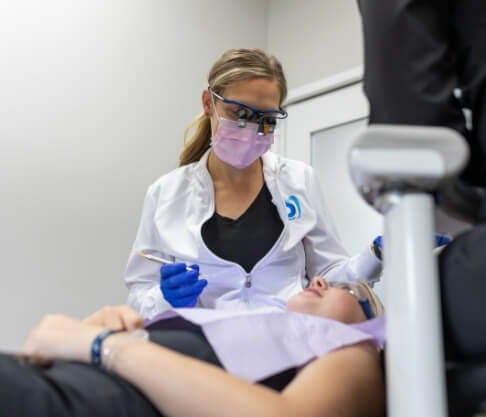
[285,294,320,316]
[285,295,305,314]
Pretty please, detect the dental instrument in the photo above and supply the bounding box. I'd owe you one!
[137,252,208,279]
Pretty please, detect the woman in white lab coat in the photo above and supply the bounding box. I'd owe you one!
[125,48,382,319]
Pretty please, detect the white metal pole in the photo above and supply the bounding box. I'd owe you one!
[383,192,448,417]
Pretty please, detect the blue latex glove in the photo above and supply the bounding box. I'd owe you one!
[434,234,451,246]
[160,263,207,308]
[373,234,451,260]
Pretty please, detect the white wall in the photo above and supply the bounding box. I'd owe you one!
[0,0,267,350]
[267,0,363,90]
[1,0,365,351]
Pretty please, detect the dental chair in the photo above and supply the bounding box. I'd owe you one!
[349,125,486,417]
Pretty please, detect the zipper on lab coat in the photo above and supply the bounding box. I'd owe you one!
[199,165,288,291]
[198,182,255,288]
[242,175,288,289]
[240,168,289,290]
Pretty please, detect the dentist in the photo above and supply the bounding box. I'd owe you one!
[125,48,382,319]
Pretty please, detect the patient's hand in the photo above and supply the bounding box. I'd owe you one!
[23,306,144,363]
[24,314,102,362]
[83,305,144,331]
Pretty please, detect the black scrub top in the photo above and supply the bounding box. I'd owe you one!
[201,183,284,272]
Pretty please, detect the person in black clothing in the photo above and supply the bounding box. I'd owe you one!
[357,0,486,188]
[357,0,486,362]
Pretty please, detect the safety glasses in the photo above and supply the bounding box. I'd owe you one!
[330,282,375,319]
[209,87,288,135]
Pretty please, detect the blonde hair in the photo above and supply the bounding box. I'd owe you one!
[179,48,288,166]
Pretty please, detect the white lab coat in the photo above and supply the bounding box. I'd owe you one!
[125,149,381,319]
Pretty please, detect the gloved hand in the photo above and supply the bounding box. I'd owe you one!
[434,234,451,246]
[372,234,451,260]
[160,263,207,308]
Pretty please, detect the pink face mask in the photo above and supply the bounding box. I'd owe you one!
[211,116,274,169]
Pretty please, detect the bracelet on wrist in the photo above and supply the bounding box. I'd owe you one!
[91,329,124,367]
[100,328,150,371]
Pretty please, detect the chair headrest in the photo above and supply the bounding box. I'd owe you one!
[349,125,470,212]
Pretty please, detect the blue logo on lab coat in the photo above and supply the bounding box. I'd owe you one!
[285,195,302,220]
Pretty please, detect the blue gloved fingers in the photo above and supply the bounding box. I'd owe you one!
[374,235,383,248]
[375,234,450,249]
[162,279,207,307]
[159,263,206,308]
[171,295,199,308]
[163,279,207,299]
[435,234,451,247]
[162,270,199,289]
[171,279,208,298]
[160,263,188,280]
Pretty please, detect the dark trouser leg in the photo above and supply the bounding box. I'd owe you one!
[357,0,465,128]
[452,0,486,187]
[356,0,478,182]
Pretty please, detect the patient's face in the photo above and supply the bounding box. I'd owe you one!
[286,277,367,324]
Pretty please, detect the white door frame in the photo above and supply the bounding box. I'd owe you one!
[276,66,367,162]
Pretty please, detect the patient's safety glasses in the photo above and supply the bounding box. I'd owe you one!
[330,282,375,319]
[209,87,288,135]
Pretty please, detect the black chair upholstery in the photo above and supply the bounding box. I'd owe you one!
[447,361,486,417]
[438,178,485,224]
[439,182,486,417]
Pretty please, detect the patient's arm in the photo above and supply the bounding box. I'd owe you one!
[110,336,384,417]
[24,314,384,417]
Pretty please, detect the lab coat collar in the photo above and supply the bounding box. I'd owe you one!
[192,148,285,219]
[194,148,212,186]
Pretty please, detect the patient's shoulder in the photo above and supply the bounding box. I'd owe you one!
[284,344,384,417]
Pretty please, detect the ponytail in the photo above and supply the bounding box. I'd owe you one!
[179,112,212,167]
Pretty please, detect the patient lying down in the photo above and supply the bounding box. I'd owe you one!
[1,278,385,417]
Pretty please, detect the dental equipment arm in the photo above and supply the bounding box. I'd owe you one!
[349,124,469,417]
